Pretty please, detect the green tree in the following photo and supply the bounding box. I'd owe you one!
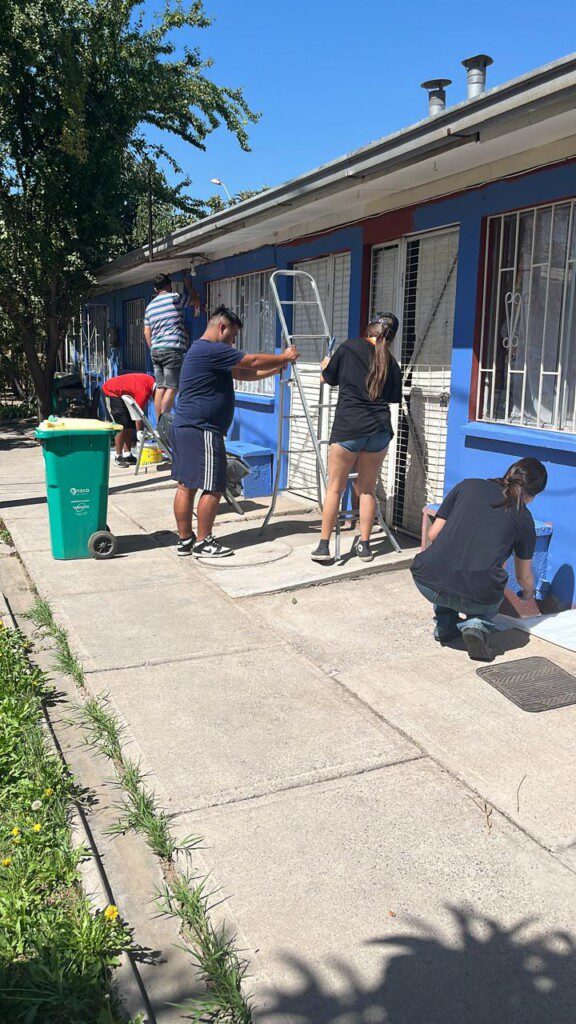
[0,0,258,416]
[205,186,270,215]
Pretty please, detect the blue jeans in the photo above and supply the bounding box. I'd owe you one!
[337,429,393,453]
[414,580,502,639]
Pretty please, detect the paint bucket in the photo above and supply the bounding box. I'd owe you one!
[140,442,163,467]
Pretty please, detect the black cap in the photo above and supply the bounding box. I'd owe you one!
[211,304,243,329]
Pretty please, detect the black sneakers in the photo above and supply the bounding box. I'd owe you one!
[192,534,233,558]
[311,540,332,563]
[461,626,494,662]
[114,455,130,468]
[177,533,197,556]
[354,537,374,562]
[434,628,462,645]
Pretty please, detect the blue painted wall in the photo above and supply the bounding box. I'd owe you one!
[412,161,576,607]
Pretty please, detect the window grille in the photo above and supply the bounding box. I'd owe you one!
[125,298,147,371]
[207,270,275,395]
[477,201,576,432]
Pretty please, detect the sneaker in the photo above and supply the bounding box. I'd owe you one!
[114,455,130,468]
[311,540,332,563]
[354,537,374,562]
[192,534,233,558]
[434,628,462,645]
[177,533,197,557]
[461,626,494,662]
[123,454,137,466]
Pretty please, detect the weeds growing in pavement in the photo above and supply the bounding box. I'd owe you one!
[110,758,178,860]
[25,597,86,689]
[79,695,124,762]
[23,597,255,1022]
[0,624,134,1024]
[158,874,253,1024]
[0,518,13,546]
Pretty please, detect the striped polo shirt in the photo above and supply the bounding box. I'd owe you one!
[144,291,188,352]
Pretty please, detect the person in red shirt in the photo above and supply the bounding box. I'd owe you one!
[102,373,156,467]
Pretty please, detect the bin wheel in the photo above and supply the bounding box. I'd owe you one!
[88,531,118,560]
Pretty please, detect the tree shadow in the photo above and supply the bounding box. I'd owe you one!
[260,907,576,1024]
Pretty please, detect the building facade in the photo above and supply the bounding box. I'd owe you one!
[93,55,576,608]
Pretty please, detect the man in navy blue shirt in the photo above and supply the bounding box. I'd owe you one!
[172,304,299,558]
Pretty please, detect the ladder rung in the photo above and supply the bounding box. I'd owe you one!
[283,406,334,416]
[289,334,329,340]
[278,442,329,454]
[279,300,320,305]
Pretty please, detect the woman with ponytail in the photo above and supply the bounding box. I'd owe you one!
[311,313,402,564]
[411,457,548,661]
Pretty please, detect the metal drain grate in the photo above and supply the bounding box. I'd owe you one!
[476,657,576,712]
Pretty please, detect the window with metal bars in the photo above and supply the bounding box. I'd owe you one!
[125,298,147,371]
[477,200,576,432]
[207,270,275,395]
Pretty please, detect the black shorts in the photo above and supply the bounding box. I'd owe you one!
[151,348,184,389]
[105,396,134,429]
[170,424,227,494]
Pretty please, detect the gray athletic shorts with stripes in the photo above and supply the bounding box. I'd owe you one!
[170,423,227,494]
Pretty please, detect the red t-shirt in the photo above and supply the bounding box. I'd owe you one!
[102,373,155,411]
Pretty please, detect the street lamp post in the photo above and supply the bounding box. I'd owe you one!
[210,177,232,203]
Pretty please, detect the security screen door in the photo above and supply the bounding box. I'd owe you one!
[370,228,459,534]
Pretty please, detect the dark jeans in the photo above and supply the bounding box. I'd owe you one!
[414,580,502,639]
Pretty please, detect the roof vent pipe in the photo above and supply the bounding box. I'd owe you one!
[421,79,452,116]
[461,54,493,98]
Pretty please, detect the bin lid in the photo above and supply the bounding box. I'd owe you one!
[35,417,121,438]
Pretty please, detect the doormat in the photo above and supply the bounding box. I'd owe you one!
[476,657,576,712]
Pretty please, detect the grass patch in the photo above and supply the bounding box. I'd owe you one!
[0,624,136,1024]
[25,598,86,689]
[159,875,252,1024]
[0,518,13,546]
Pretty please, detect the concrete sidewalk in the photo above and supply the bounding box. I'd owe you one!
[2,423,576,1023]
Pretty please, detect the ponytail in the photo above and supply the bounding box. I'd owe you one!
[492,458,548,510]
[365,313,398,401]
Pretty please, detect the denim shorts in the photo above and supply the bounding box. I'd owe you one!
[337,429,393,454]
[151,347,185,389]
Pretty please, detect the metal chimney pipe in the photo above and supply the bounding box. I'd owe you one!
[461,54,493,99]
[421,78,452,116]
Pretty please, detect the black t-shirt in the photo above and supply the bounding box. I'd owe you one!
[173,339,244,435]
[322,338,402,442]
[411,478,537,606]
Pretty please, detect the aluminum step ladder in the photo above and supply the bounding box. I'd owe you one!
[261,269,401,560]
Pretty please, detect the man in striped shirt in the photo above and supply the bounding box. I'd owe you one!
[144,272,199,418]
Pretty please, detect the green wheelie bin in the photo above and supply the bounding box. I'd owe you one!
[35,417,121,560]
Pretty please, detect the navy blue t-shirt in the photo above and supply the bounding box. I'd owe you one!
[411,478,537,605]
[173,339,244,435]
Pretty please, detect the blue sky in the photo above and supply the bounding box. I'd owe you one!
[145,0,575,204]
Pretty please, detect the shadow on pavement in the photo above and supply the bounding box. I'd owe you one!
[260,907,576,1024]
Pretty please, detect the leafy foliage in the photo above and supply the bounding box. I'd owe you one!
[0,1,259,414]
[0,625,133,1024]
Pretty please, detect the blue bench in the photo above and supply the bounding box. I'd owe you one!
[226,441,273,498]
